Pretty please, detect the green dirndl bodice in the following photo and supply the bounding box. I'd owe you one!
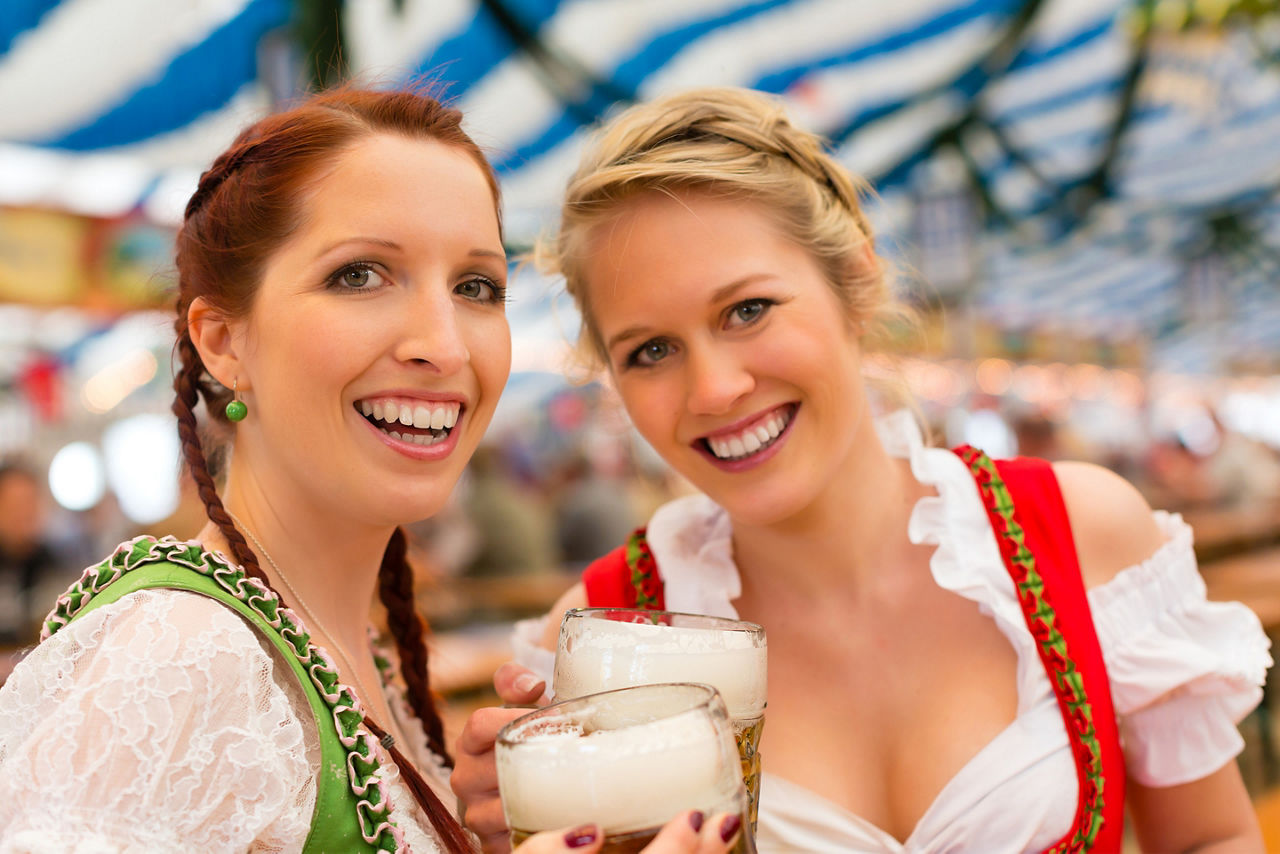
[44,535,410,853]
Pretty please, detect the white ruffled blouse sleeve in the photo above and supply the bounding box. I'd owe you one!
[508,493,742,695]
[1087,511,1273,787]
[510,616,555,692]
[0,588,316,854]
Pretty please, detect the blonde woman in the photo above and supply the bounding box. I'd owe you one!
[452,88,1270,853]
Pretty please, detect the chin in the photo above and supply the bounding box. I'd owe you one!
[708,489,811,528]
[402,491,455,525]
[357,485,455,529]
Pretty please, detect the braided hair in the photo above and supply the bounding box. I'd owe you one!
[540,86,909,369]
[173,86,496,853]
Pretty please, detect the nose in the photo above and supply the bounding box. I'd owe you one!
[684,342,754,416]
[392,287,469,374]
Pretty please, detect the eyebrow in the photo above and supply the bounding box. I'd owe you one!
[320,237,402,255]
[319,238,506,262]
[604,273,776,352]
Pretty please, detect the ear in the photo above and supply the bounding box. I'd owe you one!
[844,238,883,334]
[854,234,881,278]
[187,297,246,391]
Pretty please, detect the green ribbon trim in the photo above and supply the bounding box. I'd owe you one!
[44,536,407,853]
[956,449,1105,853]
[625,528,661,610]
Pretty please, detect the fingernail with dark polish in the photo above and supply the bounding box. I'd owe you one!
[565,825,598,848]
[719,815,742,843]
[689,810,704,832]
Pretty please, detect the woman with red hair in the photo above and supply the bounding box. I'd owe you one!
[0,87,735,854]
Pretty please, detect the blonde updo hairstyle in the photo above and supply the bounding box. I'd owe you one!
[542,86,914,372]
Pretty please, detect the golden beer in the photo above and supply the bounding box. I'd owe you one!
[734,716,764,831]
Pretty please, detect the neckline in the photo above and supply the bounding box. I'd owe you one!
[226,511,389,718]
[762,701,1075,850]
[649,414,1072,847]
[45,535,416,853]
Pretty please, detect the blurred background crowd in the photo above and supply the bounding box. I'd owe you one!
[2,0,1280,837]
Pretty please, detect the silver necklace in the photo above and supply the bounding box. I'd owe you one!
[225,511,384,717]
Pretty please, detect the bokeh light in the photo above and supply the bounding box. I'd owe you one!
[48,441,106,511]
[102,413,180,524]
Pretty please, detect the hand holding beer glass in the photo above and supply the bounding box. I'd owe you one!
[497,683,753,853]
[552,609,767,833]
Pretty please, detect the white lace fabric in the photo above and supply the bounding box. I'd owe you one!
[376,639,455,854]
[0,586,451,854]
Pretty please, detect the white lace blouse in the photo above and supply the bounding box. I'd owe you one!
[0,583,454,853]
[512,411,1272,853]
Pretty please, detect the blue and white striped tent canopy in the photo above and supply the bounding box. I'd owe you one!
[2,0,1279,371]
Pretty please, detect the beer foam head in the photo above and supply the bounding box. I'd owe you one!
[497,684,743,833]
[554,614,767,719]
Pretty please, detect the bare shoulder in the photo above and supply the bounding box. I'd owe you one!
[1052,460,1166,590]
[537,581,588,650]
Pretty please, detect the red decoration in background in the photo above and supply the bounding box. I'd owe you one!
[18,355,63,422]
[548,390,587,432]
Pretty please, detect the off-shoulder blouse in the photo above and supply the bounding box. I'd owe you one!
[513,412,1271,853]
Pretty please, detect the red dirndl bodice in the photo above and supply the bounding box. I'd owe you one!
[581,447,1126,852]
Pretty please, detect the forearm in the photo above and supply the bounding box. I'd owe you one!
[1178,829,1264,854]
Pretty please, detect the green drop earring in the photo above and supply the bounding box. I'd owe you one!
[225,379,248,422]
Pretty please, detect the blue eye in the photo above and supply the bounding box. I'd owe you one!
[628,339,673,368]
[728,299,772,327]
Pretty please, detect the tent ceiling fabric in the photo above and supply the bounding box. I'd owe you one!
[0,0,284,221]
[2,0,1278,371]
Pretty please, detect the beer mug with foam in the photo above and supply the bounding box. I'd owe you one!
[497,683,755,853]
[553,609,766,833]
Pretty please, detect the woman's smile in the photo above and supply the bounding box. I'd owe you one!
[584,190,866,525]
[695,402,798,470]
[354,394,468,459]
[236,134,510,521]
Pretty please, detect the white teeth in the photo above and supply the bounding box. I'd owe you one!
[359,399,462,433]
[706,408,792,461]
[384,428,448,447]
[358,397,466,448]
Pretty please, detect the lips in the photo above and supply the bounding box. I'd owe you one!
[699,403,796,462]
[356,397,461,447]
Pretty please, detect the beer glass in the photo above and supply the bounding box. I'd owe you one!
[497,683,754,854]
[553,608,766,832]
